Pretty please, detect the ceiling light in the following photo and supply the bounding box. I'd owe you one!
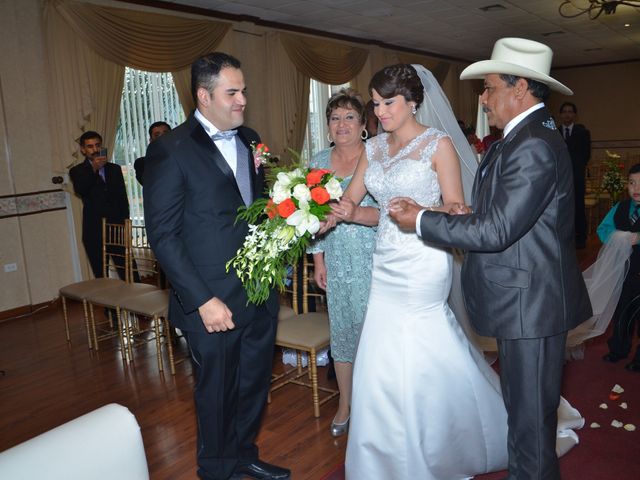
[559,1,640,20]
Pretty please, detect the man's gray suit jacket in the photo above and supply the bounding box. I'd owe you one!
[420,106,592,340]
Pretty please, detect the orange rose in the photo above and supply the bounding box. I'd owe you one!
[258,143,269,153]
[277,198,296,218]
[306,168,332,186]
[310,186,330,205]
[265,199,278,219]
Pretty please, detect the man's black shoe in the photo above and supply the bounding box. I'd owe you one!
[624,361,640,372]
[232,460,290,479]
[602,352,626,363]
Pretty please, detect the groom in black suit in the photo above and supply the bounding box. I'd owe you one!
[144,53,287,480]
[389,38,592,479]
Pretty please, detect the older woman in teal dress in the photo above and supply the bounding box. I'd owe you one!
[308,88,377,437]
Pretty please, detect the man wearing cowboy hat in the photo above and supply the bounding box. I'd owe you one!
[389,38,592,479]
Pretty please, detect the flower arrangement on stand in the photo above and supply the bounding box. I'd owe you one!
[601,150,626,202]
[226,153,343,304]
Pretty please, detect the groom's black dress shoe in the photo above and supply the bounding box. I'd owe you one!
[602,352,626,363]
[231,460,290,479]
[625,361,640,372]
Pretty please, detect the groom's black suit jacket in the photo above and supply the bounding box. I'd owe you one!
[143,113,278,332]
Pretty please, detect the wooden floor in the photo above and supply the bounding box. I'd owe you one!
[0,235,602,479]
[0,302,345,479]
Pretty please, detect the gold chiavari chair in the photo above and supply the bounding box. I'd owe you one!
[118,288,175,374]
[84,223,158,356]
[271,256,338,418]
[59,219,130,349]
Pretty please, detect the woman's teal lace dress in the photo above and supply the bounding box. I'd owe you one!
[308,148,377,362]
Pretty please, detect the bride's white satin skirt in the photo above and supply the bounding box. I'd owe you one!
[345,240,583,480]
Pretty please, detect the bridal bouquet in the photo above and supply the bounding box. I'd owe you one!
[226,159,343,304]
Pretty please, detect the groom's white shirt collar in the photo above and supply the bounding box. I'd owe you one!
[194,108,238,174]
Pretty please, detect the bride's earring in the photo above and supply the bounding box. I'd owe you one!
[411,104,417,115]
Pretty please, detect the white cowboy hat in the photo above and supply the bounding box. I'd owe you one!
[460,37,573,96]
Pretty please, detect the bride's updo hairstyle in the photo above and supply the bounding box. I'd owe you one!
[369,64,424,109]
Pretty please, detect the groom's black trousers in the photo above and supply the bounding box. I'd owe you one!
[185,306,277,480]
[497,332,567,480]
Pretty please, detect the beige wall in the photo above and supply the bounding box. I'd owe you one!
[0,0,76,312]
[549,61,640,178]
[549,61,640,142]
[1,0,638,313]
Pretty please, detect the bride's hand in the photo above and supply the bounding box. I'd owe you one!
[447,203,472,215]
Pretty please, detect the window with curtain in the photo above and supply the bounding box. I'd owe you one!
[114,67,186,226]
[301,79,349,163]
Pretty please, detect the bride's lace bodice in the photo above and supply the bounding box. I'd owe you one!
[364,128,446,245]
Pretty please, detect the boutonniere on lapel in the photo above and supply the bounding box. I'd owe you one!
[542,119,557,130]
[251,142,272,173]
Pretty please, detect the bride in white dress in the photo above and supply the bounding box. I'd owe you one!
[328,64,583,479]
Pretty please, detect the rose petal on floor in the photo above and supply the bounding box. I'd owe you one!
[612,384,624,394]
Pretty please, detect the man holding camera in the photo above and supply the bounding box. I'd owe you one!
[70,130,131,279]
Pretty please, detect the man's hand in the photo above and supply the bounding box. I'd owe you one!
[388,197,424,231]
[198,297,235,333]
[90,153,108,172]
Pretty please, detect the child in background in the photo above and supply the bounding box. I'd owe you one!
[599,163,640,372]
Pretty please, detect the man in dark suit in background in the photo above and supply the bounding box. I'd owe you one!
[143,53,287,480]
[560,102,591,249]
[389,38,592,480]
[69,131,130,279]
[133,121,171,185]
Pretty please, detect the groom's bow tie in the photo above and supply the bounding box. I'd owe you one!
[211,129,237,141]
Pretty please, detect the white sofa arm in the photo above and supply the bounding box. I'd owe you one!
[0,403,149,480]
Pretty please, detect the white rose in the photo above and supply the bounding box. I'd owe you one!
[271,182,291,204]
[324,178,343,200]
[289,168,304,180]
[292,183,311,205]
[275,172,292,189]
